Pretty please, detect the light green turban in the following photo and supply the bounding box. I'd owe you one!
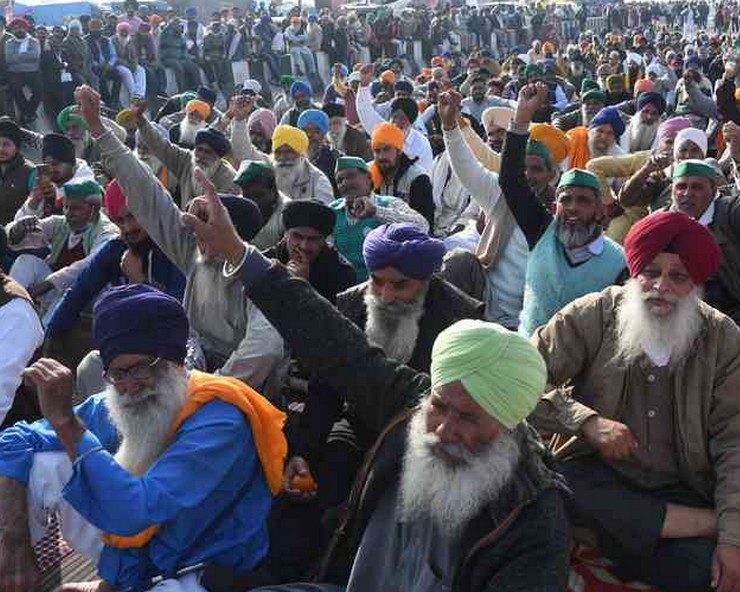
[430,320,546,429]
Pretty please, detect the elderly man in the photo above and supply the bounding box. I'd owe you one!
[0,269,43,429]
[280,80,319,127]
[0,284,287,592]
[501,84,625,336]
[323,103,372,160]
[234,161,291,250]
[622,91,666,153]
[7,179,118,305]
[297,108,340,196]
[177,179,571,592]
[170,99,210,148]
[330,156,428,280]
[357,64,434,171]
[567,104,626,169]
[532,211,740,592]
[248,108,278,154]
[271,124,333,205]
[0,118,33,225]
[132,103,238,207]
[368,121,434,228]
[264,200,355,304]
[76,85,284,393]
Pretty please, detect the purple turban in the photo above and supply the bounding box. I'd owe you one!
[363,223,446,280]
[657,116,692,143]
[588,106,626,137]
[93,284,189,369]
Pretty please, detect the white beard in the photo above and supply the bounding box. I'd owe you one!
[179,119,205,147]
[615,279,703,367]
[105,365,190,475]
[328,124,347,151]
[273,156,305,196]
[627,117,660,152]
[191,152,219,191]
[399,402,520,539]
[364,284,427,364]
[587,135,614,158]
[71,134,89,160]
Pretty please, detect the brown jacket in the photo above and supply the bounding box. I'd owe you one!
[530,285,740,547]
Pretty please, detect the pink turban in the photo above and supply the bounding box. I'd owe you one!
[248,108,277,139]
[656,117,692,144]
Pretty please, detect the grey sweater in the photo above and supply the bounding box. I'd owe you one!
[5,37,40,73]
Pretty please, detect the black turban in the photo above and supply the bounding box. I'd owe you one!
[282,199,336,237]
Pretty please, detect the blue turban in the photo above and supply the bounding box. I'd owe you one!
[290,80,311,99]
[588,106,626,137]
[297,109,329,135]
[195,128,231,157]
[93,284,189,369]
[363,223,446,280]
[636,91,666,115]
[685,55,701,69]
[335,63,349,77]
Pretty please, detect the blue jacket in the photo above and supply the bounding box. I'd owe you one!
[45,238,185,339]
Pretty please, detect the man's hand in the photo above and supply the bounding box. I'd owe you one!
[27,280,54,300]
[359,63,374,87]
[8,216,40,244]
[23,359,76,428]
[581,415,639,462]
[647,147,673,172]
[514,82,548,125]
[0,478,39,592]
[228,95,253,121]
[182,168,247,267]
[283,456,317,502]
[348,196,376,219]
[286,249,310,280]
[120,249,146,283]
[73,85,105,137]
[438,89,462,130]
[712,544,740,592]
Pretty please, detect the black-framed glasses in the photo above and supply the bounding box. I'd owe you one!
[103,358,162,385]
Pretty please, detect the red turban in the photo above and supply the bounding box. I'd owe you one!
[103,180,126,221]
[623,211,720,284]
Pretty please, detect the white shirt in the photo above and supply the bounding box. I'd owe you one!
[0,298,43,424]
[698,198,717,226]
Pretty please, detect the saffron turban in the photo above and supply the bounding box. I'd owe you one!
[297,109,329,135]
[194,128,230,157]
[272,125,309,155]
[633,78,654,96]
[290,80,311,99]
[380,70,396,85]
[657,116,691,143]
[93,284,189,369]
[185,99,211,120]
[371,122,405,151]
[529,123,570,165]
[637,91,666,115]
[390,97,419,123]
[363,223,446,280]
[56,105,87,131]
[248,108,277,139]
[673,128,707,158]
[430,319,547,429]
[103,180,126,219]
[623,211,720,284]
[482,106,514,132]
[589,106,625,137]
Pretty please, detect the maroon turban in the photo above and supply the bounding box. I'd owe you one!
[623,211,721,284]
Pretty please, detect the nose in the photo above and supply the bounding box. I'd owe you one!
[379,286,396,303]
[435,416,459,444]
[654,273,672,295]
[115,379,144,396]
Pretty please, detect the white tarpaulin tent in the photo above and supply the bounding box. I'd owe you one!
[9,0,101,25]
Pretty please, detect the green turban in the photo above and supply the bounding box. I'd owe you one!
[335,155,369,173]
[56,105,87,132]
[557,168,601,193]
[430,320,546,429]
[527,139,553,169]
[234,160,274,186]
[62,179,103,204]
[672,159,718,182]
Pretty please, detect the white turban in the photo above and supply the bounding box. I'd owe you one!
[482,107,514,133]
[674,127,707,159]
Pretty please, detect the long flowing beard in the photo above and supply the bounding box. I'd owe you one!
[179,119,205,147]
[328,125,347,150]
[273,157,304,195]
[71,135,89,160]
[364,284,427,364]
[627,118,659,152]
[191,153,219,192]
[555,218,601,249]
[615,279,704,367]
[399,402,520,539]
[587,135,612,158]
[105,365,190,475]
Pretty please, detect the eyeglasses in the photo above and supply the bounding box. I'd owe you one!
[103,358,161,385]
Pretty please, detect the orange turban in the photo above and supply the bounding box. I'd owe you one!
[542,41,555,54]
[530,123,570,165]
[185,99,211,120]
[633,78,654,96]
[371,122,405,151]
[380,70,396,85]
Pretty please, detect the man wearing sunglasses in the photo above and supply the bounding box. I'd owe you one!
[0,283,287,592]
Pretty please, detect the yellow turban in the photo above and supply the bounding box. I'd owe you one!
[430,320,546,429]
[530,123,571,165]
[272,124,309,156]
[185,99,211,120]
[482,107,514,133]
[371,122,405,151]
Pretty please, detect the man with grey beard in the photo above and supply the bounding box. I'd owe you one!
[622,91,666,153]
[173,185,570,591]
[0,283,287,592]
[486,84,626,337]
[531,211,740,592]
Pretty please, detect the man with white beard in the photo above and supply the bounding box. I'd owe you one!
[322,103,372,161]
[130,100,239,207]
[531,211,740,592]
[171,99,210,149]
[172,190,571,591]
[270,124,334,205]
[0,284,288,592]
[622,91,666,153]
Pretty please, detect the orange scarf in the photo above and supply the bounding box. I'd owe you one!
[566,126,591,170]
[369,161,384,191]
[103,370,287,549]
